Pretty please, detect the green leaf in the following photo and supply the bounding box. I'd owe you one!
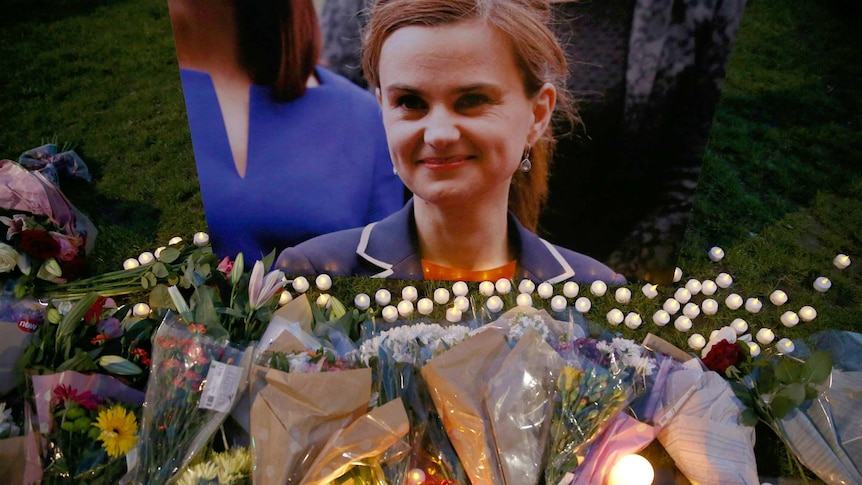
[57,351,98,372]
[741,408,759,427]
[55,293,99,356]
[804,386,819,400]
[775,358,803,385]
[729,381,755,407]
[148,284,174,310]
[328,296,347,321]
[802,351,833,384]
[98,355,142,375]
[756,365,776,394]
[771,382,806,419]
[261,249,276,272]
[158,246,181,264]
[152,261,169,278]
[141,274,150,289]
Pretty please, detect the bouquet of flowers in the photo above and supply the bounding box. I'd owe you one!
[175,447,251,485]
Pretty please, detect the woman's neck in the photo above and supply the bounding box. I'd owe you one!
[413,197,513,271]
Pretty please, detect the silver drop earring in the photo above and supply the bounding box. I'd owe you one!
[393,165,398,175]
[519,146,532,172]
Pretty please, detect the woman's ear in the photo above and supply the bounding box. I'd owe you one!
[376,87,383,106]
[527,83,556,145]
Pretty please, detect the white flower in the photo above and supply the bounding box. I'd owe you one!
[701,326,738,358]
[597,337,656,377]
[0,243,18,273]
[356,322,473,365]
[505,312,550,343]
[248,261,285,310]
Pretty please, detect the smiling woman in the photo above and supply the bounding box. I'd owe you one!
[276,0,625,285]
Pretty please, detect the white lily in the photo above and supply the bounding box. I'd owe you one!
[248,261,284,310]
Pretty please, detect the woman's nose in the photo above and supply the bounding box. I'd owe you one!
[423,108,460,147]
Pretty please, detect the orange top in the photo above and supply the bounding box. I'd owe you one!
[421,259,517,282]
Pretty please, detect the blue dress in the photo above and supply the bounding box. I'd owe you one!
[180,66,404,260]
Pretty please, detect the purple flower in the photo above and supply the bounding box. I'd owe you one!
[97,317,123,339]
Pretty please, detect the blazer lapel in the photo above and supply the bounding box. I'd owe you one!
[513,215,575,284]
[355,199,423,279]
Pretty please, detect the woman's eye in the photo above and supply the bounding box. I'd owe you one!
[456,93,490,110]
[394,95,426,110]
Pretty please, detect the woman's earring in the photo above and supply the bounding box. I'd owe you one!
[519,147,532,173]
[393,165,398,175]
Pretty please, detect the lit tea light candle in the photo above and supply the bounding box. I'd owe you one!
[516,293,533,308]
[452,281,469,297]
[314,274,332,291]
[715,272,733,289]
[154,246,166,259]
[375,289,392,306]
[701,298,719,315]
[575,297,591,313]
[776,338,795,354]
[745,298,763,314]
[401,286,418,302]
[725,293,743,310]
[168,236,183,245]
[382,305,398,322]
[446,306,462,323]
[193,231,210,246]
[279,290,293,306]
[685,279,702,295]
[537,282,554,299]
[747,341,761,357]
[642,283,658,299]
[138,251,155,265]
[769,290,788,306]
[653,310,671,326]
[683,302,701,319]
[615,287,632,304]
[292,276,310,293]
[674,316,692,332]
[563,282,580,298]
[316,294,331,309]
[478,280,495,297]
[799,305,817,322]
[397,300,414,318]
[608,454,654,485]
[688,334,707,351]
[701,280,718,296]
[354,293,371,311]
[708,246,725,262]
[813,277,832,292]
[454,295,470,312]
[123,258,140,270]
[780,311,799,327]
[834,253,851,270]
[731,318,748,334]
[674,267,683,282]
[417,298,434,315]
[406,468,426,485]
[518,279,536,294]
[756,328,775,345]
[486,296,504,313]
[674,288,692,304]
[624,312,643,329]
[590,280,608,296]
[132,303,151,317]
[663,298,681,315]
[495,278,512,294]
[433,288,450,305]
[607,309,624,326]
[551,295,567,312]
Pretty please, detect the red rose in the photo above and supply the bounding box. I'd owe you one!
[59,254,87,280]
[702,339,746,374]
[19,230,61,259]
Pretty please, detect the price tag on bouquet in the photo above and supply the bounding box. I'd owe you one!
[199,360,244,413]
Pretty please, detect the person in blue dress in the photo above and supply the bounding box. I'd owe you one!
[168,0,404,261]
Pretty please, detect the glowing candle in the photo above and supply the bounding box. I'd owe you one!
[478,280,495,297]
[662,298,681,315]
[279,290,293,306]
[688,334,707,351]
[745,298,763,314]
[674,288,692,304]
[642,283,658,299]
[653,310,671,326]
[834,253,851,269]
[313,274,331,291]
[417,298,434,315]
[453,295,470,312]
[756,328,775,345]
[776,338,795,354]
[715,272,733,289]
[725,293,743,310]
[701,298,719,315]
[624,312,643,329]
[486,296,504,313]
[382,305,398,322]
[292,276,310,293]
[551,295,567,312]
[615,288,632,304]
[402,285,418,302]
[495,278,512,294]
[731,318,748,334]
[799,305,817,322]
[138,251,155,265]
[123,258,140,270]
[316,294,331,308]
[133,303,151,317]
[397,300,414,318]
[516,293,533,308]
[193,231,210,246]
[607,309,624,326]
[780,311,799,327]
[747,341,761,357]
[518,279,536,295]
[446,306,462,323]
[674,316,692,332]
[154,246,166,259]
[590,280,608,296]
[406,468,426,485]
[769,290,788,306]
[168,236,183,245]
[674,267,683,283]
[537,282,554,299]
[433,288,450,305]
[375,289,392,306]
[607,454,654,485]
[563,282,580,298]
[354,293,371,311]
[685,279,702,295]
[813,277,832,292]
[683,302,701,319]
[701,280,718,296]
[575,297,591,313]
[708,246,725,262]
[452,281,469,297]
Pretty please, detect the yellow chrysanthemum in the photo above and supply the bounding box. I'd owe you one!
[93,405,138,458]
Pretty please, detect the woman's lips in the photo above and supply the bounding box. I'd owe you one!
[419,156,472,171]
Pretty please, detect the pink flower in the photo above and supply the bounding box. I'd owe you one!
[217,256,234,275]
[52,384,101,411]
[50,232,82,261]
[0,214,25,240]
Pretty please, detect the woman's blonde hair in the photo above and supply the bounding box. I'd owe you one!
[362,0,576,231]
